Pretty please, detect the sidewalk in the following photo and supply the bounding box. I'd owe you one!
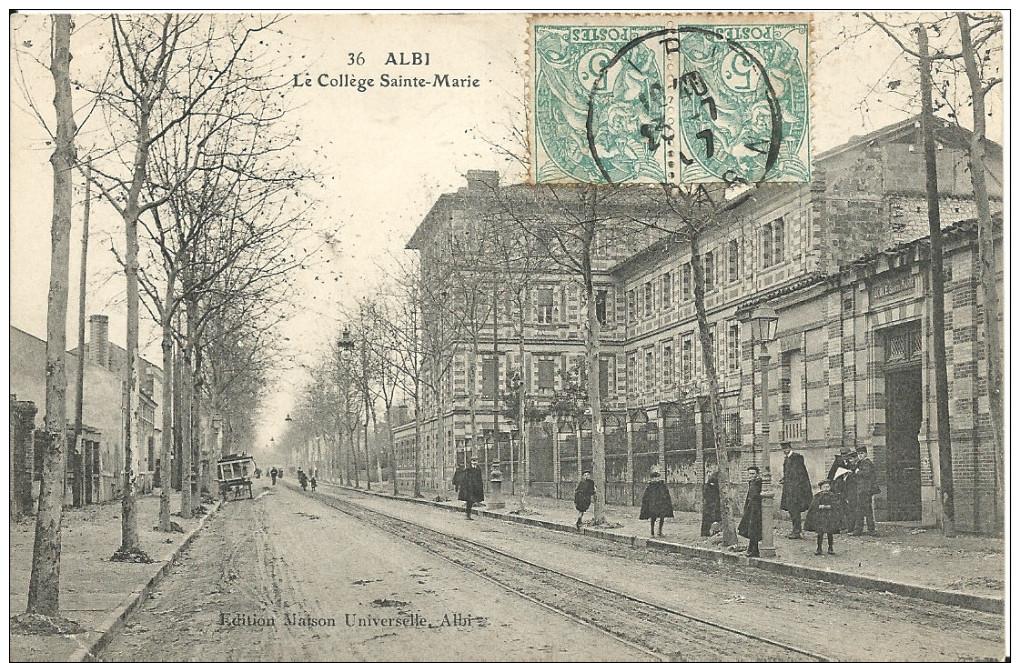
[9,492,221,662]
[349,481,1005,613]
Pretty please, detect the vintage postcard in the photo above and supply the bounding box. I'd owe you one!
[8,11,1006,662]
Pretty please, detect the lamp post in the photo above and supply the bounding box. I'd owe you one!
[337,328,358,486]
[747,305,779,558]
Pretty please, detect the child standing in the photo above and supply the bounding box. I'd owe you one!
[805,479,844,555]
[639,470,674,537]
[573,470,596,531]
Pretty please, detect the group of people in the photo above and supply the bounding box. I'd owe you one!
[736,441,880,557]
[452,442,879,558]
[296,467,317,492]
[573,468,675,536]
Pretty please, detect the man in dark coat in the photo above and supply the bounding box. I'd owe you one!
[852,445,880,535]
[573,470,596,531]
[805,479,844,555]
[828,447,858,531]
[298,468,308,491]
[639,470,674,537]
[779,441,813,539]
[458,458,484,520]
[738,466,763,557]
[701,468,722,537]
[270,467,278,486]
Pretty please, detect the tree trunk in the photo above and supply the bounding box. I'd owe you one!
[918,26,954,535]
[435,375,448,495]
[117,87,155,556]
[385,405,399,495]
[158,289,175,531]
[347,423,360,488]
[413,387,424,497]
[518,300,529,504]
[27,13,75,617]
[958,13,1004,530]
[180,345,194,518]
[690,231,737,546]
[581,246,607,525]
[468,340,479,461]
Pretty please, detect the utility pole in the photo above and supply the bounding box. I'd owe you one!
[72,165,90,507]
[917,23,954,536]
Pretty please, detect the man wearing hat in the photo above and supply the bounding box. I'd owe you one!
[779,441,813,539]
[458,457,485,520]
[852,445,880,535]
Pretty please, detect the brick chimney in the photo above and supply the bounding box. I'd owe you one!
[466,170,499,191]
[88,314,109,368]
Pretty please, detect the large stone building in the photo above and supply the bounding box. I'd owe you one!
[393,116,1003,534]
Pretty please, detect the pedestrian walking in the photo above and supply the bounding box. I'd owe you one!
[458,457,484,520]
[639,470,674,537]
[701,468,721,537]
[851,445,880,536]
[779,441,813,539]
[805,479,844,555]
[310,475,317,492]
[270,467,278,486]
[298,468,308,491]
[738,466,763,557]
[573,470,596,531]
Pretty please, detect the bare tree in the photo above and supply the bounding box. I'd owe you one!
[955,12,1004,524]
[14,14,82,631]
[494,184,644,525]
[79,14,286,557]
[850,11,1004,533]
[629,184,743,546]
[361,295,404,495]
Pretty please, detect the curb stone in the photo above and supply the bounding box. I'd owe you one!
[337,484,1003,615]
[68,499,224,663]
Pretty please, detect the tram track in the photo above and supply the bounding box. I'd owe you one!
[296,485,832,662]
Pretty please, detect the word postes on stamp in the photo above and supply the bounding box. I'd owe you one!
[531,18,810,185]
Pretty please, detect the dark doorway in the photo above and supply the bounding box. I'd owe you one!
[84,440,100,505]
[885,367,923,520]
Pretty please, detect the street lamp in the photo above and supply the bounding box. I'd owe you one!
[747,304,779,558]
[337,327,355,354]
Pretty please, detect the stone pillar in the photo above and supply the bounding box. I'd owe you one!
[10,397,38,516]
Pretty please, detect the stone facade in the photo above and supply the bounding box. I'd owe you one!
[8,317,164,506]
[394,117,1002,533]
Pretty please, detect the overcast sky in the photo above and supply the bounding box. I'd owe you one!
[8,12,1004,448]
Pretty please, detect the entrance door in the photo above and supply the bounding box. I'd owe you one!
[885,367,923,520]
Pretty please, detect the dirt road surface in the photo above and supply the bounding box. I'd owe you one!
[100,483,1005,661]
[99,484,650,662]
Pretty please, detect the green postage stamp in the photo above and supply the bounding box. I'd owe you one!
[531,17,810,184]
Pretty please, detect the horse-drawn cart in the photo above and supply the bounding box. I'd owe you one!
[217,454,256,500]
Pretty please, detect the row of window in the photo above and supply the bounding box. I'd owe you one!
[471,323,742,401]
[627,323,742,394]
[532,287,612,325]
[625,218,786,323]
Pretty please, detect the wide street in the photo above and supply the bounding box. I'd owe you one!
[99,480,1005,662]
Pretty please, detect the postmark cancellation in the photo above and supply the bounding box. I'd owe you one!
[530,15,811,185]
